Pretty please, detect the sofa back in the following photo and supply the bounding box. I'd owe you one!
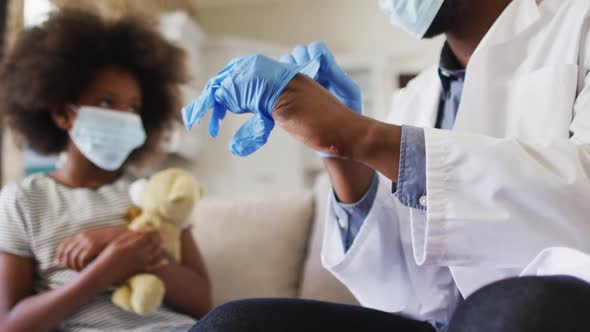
[191,173,358,308]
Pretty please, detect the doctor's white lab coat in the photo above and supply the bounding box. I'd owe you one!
[322,0,590,323]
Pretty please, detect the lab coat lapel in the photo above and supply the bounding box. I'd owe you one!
[388,67,440,129]
[391,0,543,133]
[453,0,543,135]
[474,0,542,51]
[445,0,574,297]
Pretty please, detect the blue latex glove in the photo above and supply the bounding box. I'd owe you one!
[280,42,363,157]
[182,54,320,157]
[280,42,362,114]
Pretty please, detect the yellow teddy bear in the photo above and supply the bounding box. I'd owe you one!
[112,168,202,315]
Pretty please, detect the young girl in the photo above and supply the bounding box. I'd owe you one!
[0,9,211,332]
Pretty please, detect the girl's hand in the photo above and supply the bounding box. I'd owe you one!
[91,230,169,285]
[55,226,127,272]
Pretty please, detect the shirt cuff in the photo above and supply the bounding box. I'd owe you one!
[394,125,427,210]
[332,172,379,251]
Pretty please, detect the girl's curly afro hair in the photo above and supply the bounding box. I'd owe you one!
[0,8,188,165]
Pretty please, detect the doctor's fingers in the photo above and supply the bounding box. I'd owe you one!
[279,53,296,64]
[280,44,314,65]
[182,83,218,130]
[308,41,332,60]
[308,41,350,79]
[183,63,240,134]
[292,45,312,64]
[230,112,274,156]
[182,63,233,125]
[208,103,228,139]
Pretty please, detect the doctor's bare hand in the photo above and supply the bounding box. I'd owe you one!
[90,230,169,285]
[273,74,402,180]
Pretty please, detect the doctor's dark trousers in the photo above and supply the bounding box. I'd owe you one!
[188,276,590,332]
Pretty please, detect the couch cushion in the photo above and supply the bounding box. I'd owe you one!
[298,173,359,305]
[191,192,314,307]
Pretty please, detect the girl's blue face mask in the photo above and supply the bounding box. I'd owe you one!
[69,105,146,171]
[378,0,445,38]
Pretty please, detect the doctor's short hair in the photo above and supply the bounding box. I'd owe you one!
[0,8,187,165]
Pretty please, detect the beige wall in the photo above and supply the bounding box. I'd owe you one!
[196,0,442,57]
[51,0,198,19]
[6,0,23,49]
[2,0,24,183]
[1,0,444,188]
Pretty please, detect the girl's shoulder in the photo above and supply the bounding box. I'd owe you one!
[1,173,52,200]
[1,172,137,202]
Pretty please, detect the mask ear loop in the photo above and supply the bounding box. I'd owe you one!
[65,103,82,134]
[57,104,79,170]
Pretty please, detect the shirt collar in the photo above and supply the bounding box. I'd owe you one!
[439,42,465,76]
[438,42,466,92]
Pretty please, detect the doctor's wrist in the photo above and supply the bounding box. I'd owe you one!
[324,158,375,203]
[354,121,402,181]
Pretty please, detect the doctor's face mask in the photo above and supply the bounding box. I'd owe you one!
[378,0,445,38]
[379,0,469,39]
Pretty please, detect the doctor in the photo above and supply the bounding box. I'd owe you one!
[185,0,590,331]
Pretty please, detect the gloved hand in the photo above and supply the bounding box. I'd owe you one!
[280,42,362,115]
[280,42,363,157]
[182,54,320,157]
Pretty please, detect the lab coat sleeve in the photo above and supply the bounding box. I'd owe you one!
[322,174,459,320]
[322,175,410,312]
[335,125,429,250]
[418,74,590,268]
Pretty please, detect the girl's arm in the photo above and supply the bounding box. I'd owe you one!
[152,230,212,319]
[0,252,112,332]
[0,231,166,332]
[56,225,127,271]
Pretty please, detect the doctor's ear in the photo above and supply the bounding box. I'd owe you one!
[50,104,76,131]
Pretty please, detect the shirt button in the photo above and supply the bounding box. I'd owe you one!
[419,195,427,207]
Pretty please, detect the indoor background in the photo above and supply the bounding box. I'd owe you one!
[1,0,443,198]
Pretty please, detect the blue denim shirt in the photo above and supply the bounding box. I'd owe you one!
[334,43,466,250]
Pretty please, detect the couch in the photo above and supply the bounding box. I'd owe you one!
[190,173,359,308]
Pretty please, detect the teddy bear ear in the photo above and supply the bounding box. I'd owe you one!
[129,178,148,207]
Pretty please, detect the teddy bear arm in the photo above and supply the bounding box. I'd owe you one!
[128,213,162,232]
[160,222,182,261]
